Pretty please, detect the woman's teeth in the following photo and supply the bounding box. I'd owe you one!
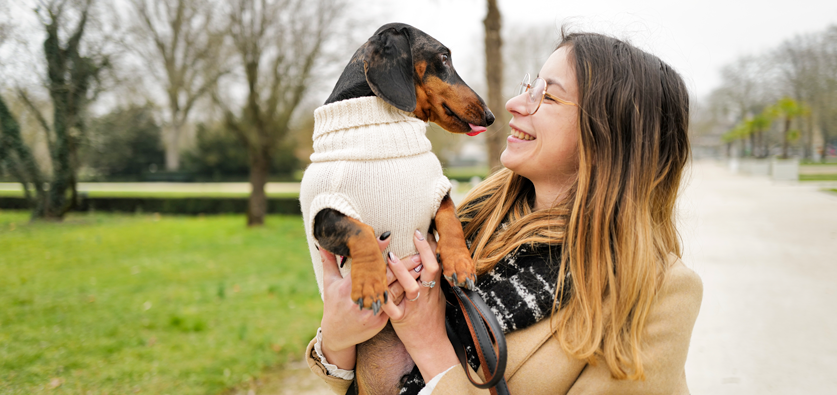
[511,129,535,140]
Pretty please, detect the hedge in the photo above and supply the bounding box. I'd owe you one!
[0,196,301,215]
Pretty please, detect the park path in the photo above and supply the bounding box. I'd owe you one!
[680,160,837,394]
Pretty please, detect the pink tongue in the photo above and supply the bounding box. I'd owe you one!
[467,124,487,136]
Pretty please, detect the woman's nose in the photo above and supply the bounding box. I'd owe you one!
[505,92,527,116]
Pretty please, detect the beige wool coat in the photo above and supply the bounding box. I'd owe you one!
[306,255,703,394]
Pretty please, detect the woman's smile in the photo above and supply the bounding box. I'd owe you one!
[508,123,535,141]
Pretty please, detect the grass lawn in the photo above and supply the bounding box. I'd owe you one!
[799,174,837,181]
[0,211,321,395]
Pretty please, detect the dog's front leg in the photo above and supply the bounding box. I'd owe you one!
[314,208,388,313]
[433,194,477,289]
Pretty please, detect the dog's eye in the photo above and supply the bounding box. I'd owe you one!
[440,54,449,65]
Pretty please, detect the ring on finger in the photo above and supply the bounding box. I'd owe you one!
[407,291,421,302]
[420,280,436,289]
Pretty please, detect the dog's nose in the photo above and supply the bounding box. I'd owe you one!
[485,109,495,126]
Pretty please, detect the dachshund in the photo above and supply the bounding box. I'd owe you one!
[301,22,494,394]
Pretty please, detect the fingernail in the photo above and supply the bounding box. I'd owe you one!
[414,264,423,273]
[315,245,320,251]
[379,231,391,241]
[411,254,421,263]
[339,256,346,268]
[388,251,398,263]
[415,230,425,241]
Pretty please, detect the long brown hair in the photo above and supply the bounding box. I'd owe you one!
[457,31,690,380]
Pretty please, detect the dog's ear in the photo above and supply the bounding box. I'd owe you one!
[363,27,416,112]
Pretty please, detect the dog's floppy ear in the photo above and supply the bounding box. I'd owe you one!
[363,27,416,112]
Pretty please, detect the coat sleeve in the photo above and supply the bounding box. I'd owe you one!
[566,261,703,395]
[304,336,354,395]
[429,364,492,394]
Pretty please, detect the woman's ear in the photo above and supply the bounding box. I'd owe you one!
[363,27,417,112]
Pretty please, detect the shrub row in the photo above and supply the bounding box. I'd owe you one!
[0,196,301,215]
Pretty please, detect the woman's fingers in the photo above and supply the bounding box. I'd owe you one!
[386,254,422,286]
[414,230,441,283]
[387,251,421,302]
[320,248,342,288]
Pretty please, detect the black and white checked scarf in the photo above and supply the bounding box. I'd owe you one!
[399,241,570,394]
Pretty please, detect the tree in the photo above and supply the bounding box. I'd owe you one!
[126,0,228,171]
[82,104,165,180]
[769,97,809,159]
[219,0,343,226]
[483,0,507,171]
[0,0,108,220]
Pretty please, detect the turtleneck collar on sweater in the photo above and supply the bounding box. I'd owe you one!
[310,96,431,163]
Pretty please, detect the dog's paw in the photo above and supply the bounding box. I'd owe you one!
[350,254,388,313]
[437,242,476,290]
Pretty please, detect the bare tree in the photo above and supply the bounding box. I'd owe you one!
[0,0,109,220]
[126,0,227,171]
[219,0,343,226]
[483,0,507,171]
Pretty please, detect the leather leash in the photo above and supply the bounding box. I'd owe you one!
[442,280,510,395]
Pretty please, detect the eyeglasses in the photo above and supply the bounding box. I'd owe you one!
[517,73,577,115]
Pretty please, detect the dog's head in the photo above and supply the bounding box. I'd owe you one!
[336,23,494,136]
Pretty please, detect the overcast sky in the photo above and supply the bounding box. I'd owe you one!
[365,0,837,100]
[3,0,837,103]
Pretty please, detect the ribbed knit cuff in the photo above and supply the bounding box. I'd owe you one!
[311,97,432,162]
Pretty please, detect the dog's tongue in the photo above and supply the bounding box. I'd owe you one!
[467,124,487,136]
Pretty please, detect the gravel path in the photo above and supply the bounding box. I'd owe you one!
[681,160,837,394]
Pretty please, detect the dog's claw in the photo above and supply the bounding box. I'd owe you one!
[372,300,381,315]
[383,291,389,304]
[466,277,475,290]
[451,273,458,286]
[356,297,363,310]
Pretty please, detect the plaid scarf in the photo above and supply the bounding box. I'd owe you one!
[399,242,570,394]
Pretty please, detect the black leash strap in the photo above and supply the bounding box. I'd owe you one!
[443,280,510,395]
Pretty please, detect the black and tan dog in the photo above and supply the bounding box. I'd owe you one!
[302,23,493,394]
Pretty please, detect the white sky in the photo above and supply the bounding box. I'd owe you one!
[365,0,837,99]
[3,0,837,103]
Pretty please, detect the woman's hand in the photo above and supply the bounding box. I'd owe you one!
[319,234,424,370]
[382,230,460,382]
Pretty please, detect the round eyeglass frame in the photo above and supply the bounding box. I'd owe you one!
[517,73,577,115]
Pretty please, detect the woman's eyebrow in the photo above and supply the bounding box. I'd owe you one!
[536,73,567,93]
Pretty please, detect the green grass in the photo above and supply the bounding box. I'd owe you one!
[443,166,490,182]
[799,174,837,181]
[0,190,299,199]
[0,211,320,395]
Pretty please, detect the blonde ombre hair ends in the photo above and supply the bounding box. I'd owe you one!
[457,31,690,380]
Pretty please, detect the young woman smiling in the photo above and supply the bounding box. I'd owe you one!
[307,30,702,395]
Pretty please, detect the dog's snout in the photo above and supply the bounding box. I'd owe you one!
[485,109,495,126]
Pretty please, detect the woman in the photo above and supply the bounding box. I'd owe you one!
[307,31,702,394]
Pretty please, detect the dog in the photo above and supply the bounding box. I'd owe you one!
[300,23,494,394]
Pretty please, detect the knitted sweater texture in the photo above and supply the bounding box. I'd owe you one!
[299,97,451,294]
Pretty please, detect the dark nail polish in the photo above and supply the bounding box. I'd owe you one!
[379,231,391,241]
[339,256,346,268]
[315,245,320,251]
[388,251,398,262]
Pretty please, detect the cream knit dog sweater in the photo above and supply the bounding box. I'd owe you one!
[300,96,452,295]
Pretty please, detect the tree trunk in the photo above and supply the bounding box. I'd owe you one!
[484,0,506,171]
[748,131,755,157]
[164,123,182,171]
[247,146,270,226]
[782,118,791,159]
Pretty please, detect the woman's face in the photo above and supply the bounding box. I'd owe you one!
[501,46,580,189]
